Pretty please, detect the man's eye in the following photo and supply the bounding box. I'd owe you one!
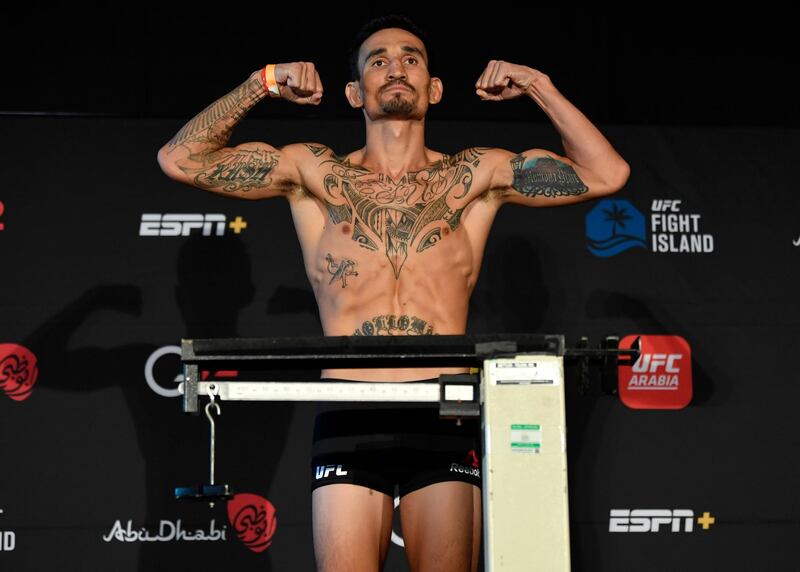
[372,60,385,67]
[405,57,418,64]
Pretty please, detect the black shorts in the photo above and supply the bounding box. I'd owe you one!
[310,379,482,498]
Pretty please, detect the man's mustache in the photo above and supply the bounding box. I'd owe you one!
[381,80,414,93]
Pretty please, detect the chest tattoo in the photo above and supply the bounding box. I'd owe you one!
[316,147,486,278]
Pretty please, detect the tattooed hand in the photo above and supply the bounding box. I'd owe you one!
[269,62,324,105]
[474,61,549,101]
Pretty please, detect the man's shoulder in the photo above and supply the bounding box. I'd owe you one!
[441,147,512,169]
[281,142,335,161]
[282,143,367,169]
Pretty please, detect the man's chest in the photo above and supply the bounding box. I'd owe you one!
[296,149,496,278]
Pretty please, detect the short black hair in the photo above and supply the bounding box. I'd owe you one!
[348,15,432,81]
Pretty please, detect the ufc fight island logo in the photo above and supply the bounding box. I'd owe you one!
[619,335,692,409]
[609,509,716,533]
[586,199,714,257]
[139,214,247,236]
[650,199,714,253]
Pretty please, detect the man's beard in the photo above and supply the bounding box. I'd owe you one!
[380,93,415,116]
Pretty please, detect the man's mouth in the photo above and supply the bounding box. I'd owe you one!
[383,83,413,93]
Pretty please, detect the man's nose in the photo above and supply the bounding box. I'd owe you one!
[386,59,407,80]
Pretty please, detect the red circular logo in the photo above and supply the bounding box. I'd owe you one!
[0,344,38,402]
[227,493,277,553]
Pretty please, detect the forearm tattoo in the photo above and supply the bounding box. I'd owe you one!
[167,77,264,149]
[313,146,488,278]
[180,148,278,193]
[510,155,588,198]
[353,314,435,336]
[326,254,358,288]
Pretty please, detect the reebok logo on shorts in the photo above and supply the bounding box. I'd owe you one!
[450,449,481,478]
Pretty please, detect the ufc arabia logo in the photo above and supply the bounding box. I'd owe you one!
[619,335,692,409]
[632,353,681,374]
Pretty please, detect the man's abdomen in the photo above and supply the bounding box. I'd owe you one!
[310,223,476,381]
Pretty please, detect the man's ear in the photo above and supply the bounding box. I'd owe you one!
[345,81,363,108]
[428,77,443,104]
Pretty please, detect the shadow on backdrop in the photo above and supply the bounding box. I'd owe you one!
[23,234,295,571]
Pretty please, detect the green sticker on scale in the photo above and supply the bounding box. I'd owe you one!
[511,424,541,453]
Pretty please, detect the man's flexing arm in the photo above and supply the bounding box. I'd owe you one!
[476,61,630,206]
[157,63,324,199]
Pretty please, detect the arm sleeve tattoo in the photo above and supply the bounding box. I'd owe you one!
[510,155,588,198]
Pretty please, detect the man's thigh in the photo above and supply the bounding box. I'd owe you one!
[399,481,481,572]
[312,483,394,572]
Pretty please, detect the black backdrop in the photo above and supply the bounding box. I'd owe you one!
[2,116,798,571]
[2,5,797,127]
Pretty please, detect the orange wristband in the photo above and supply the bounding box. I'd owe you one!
[261,64,281,98]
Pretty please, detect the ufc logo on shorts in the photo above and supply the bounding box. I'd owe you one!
[315,464,349,479]
[140,214,226,236]
[609,509,694,532]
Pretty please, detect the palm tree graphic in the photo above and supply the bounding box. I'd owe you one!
[603,202,633,237]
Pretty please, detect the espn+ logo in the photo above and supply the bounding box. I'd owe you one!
[609,509,715,533]
[139,214,247,236]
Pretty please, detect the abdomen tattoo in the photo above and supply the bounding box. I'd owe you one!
[325,253,358,288]
[352,314,434,336]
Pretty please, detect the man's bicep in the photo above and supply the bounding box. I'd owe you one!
[490,148,604,207]
[164,142,301,200]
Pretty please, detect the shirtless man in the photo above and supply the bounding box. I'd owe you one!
[157,15,629,572]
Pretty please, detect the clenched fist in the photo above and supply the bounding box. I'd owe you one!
[474,61,549,101]
[266,62,324,105]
